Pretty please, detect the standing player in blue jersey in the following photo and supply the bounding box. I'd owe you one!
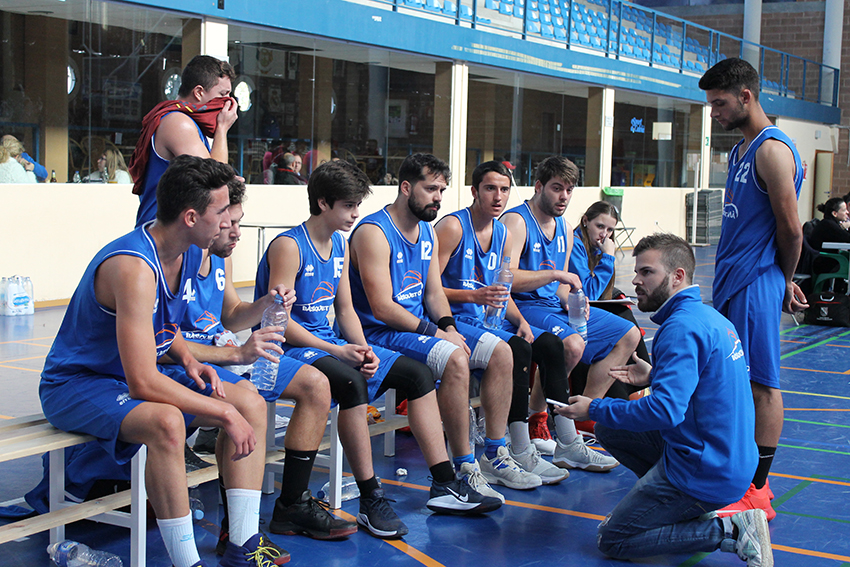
[349,154,542,503]
[129,55,238,227]
[256,160,501,532]
[40,156,272,567]
[700,58,807,521]
[436,160,582,483]
[559,234,769,567]
[501,156,639,470]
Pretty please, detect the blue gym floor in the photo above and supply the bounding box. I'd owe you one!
[2,245,849,566]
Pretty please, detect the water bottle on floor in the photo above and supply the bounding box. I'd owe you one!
[189,496,205,520]
[317,476,360,502]
[484,256,513,329]
[567,288,588,343]
[47,540,123,567]
[251,294,288,391]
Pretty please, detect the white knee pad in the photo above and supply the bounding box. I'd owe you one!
[469,332,502,370]
[426,338,461,379]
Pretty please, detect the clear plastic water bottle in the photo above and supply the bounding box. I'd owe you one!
[317,476,360,503]
[101,165,108,183]
[567,288,588,343]
[483,256,513,329]
[189,496,204,520]
[469,405,485,448]
[47,540,123,567]
[73,171,82,183]
[250,295,288,391]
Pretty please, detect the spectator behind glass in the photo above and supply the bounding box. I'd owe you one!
[1,134,46,181]
[0,137,38,184]
[809,197,850,251]
[84,149,132,183]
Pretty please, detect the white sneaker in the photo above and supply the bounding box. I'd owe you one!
[509,444,569,485]
[480,446,543,490]
[275,414,290,429]
[532,437,557,456]
[731,509,773,567]
[553,436,619,472]
[458,461,505,503]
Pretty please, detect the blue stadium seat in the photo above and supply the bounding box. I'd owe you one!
[425,0,442,11]
[459,4,473,19]
[571,29,579,42]
[485,0,498,9]
[443,1,457,15]
[542,24,554,37]
[528,9,539,21]
[500,3,512,14]
[514,5,524,17]
[528,21,541,33]
[554,25,567,40]
[405,0,424,7]
[623,44,634,56]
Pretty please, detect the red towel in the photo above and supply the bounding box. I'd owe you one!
[128,97,232,195]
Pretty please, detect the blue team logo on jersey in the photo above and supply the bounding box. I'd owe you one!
[723,203,739,219]
[193,310,222,333]
[299,281,335,313]
[396,271,424,302]
[154,324,179,355]
[726,328,745,361]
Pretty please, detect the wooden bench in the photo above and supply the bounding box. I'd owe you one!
[0,393,479,565]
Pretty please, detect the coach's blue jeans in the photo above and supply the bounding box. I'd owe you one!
[594,424,738,559]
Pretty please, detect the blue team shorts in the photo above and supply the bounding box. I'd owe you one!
[285,337,402,403]
[717,266,783,389]
[515,303,633,365]
[256,353,309,402]
[39,363,244,465]
[364,320,500,380]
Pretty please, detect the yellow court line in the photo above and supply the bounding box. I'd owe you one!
[779,340,806,344]
[506,499,606,521]
[781,389,850,400]
[0,355,48,364]
[0,336,55,345]
[773,544,850,563]
[780,366,850,375]
[0,364,41,373]
[335,509,447,567]
[828,343,850,348]
[770,472,850,488]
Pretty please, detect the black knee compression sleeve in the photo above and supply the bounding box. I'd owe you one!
[507,335,533,424]
[311,355,369,409]
[377,356,435,401]
[531,332,570,402]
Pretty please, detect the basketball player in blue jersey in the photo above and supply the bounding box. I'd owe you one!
[40,156,272,567]
[176,181,358,545]
[349,154,541,503]
[700,58,807,521]
[437,160,580,483]
[257,161,501,533]
[501,156,639,469]
[130,55,238,227]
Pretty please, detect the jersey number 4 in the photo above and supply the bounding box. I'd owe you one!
[182,279,196,303]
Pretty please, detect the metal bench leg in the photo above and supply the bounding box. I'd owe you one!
[327,406,343,509]
[384,389,396,458]
[48,448,65,544]
[263,402,277,494]
[130,447,147,567]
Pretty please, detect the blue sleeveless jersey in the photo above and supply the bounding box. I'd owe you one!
[181,255,227,345]
[713,126,803,308]
[258,224,345,343]
[42,225,202,384]
[350,207,433,331]
[441,209,507,321]
[504,201,567,309]
[135,115,210,228]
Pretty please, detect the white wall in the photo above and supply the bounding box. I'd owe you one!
[0,182,695,304]
[775,117,836,221]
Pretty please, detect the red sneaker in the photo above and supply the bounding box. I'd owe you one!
[716,483,776,522]
[529,411,556,455]
[574,420,596,436]
[765,478,774,500]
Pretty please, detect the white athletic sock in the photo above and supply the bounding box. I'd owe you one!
[554,414,579,443]
[508,421,532,453]
[226,488,261,547]
[157,513,199,567]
